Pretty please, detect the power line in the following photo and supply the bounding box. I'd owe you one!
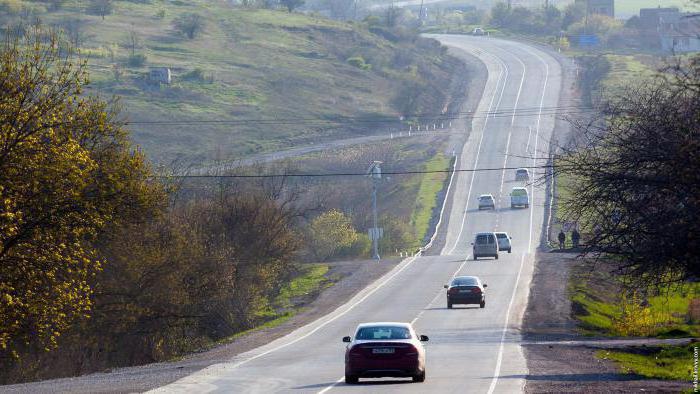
[162,164,554,179]
[126,105,594,127]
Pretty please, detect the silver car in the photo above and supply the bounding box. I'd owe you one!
[478,194,496,210]
[495,232,512,253]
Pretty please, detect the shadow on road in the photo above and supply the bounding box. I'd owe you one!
[292,379,413,389]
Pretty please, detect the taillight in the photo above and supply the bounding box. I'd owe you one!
[471,287,482,294]
[405,345,419,356]
[349,346,362,356]
[448,287,459,295]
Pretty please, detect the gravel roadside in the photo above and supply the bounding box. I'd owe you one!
[522,252,691,393]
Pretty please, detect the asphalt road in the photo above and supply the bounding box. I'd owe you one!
[150,36,564,394]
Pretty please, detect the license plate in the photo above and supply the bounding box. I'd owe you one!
[372,348,395,354]
[459,289,470,293]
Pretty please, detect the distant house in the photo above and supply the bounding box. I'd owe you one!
[575,0,614,19]
[149,67,172,84]
[639,7,700,53]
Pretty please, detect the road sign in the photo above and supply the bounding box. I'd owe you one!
[578,35,599,47]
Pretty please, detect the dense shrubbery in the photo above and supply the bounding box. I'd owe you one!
[0,29,301,383]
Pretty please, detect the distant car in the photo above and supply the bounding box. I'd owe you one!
[472,232,498,260]
[510,187,529,208]
[478,194,496,210]
[515,168,530,181]
[472,27,486,36]
[495,232,512,253]
[444,275,487,309]
[343,322,428,384]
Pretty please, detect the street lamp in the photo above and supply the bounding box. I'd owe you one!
[367,161,383,260]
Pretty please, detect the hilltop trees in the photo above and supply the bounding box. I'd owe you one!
[0,29,162,357]
[173,12,205,39]
[280,0,304,13]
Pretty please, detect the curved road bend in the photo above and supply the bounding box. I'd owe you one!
[150,35,563,394]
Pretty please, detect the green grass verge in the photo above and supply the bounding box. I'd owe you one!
[275,264,331,309]
[570,267,700,337]
[410,152,450,243]
[208,263,331,349]
[598,344,697,381]
[600,54,659,97]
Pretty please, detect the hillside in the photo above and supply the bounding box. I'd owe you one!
[0,1,461,164]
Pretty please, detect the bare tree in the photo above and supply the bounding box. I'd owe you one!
[61,18,90,48]
[554,56,700,286]
[87,0,113,20]
[125,29,140,57]
[280,0,304,13]
[173,13,205,39]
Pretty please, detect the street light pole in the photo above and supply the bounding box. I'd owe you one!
[368,161,382,261]
[372,178,379,260]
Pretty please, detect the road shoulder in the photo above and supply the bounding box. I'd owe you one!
[522,252,690,393]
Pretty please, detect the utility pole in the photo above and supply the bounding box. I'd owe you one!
[419,0,424,22]
[368,161,382,261]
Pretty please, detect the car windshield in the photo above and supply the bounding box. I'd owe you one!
[496,233,507,239]
[452,277,477,286]
[480,196,492,201]
[517,169,527,174]
[356,326,411,340]
[512,189,527,196]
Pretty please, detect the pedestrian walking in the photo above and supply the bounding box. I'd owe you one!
[558,230,566,250]
[572,229,580,249]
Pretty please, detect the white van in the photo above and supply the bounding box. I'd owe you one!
[510,187,529,208]
[472,232,498,260]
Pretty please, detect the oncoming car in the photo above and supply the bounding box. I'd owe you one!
[444,275,487,308]
[343,322,428,384]
[515,168,530,181]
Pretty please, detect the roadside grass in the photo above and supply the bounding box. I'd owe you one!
[601,54,659,98]
[208,263,331,350]
[570,263,700,337]
[410,152,450,243]
[597,344,696,381]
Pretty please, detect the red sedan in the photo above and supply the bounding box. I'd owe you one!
[342,322,428,384]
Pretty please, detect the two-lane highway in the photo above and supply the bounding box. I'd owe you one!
[151,35,563,394]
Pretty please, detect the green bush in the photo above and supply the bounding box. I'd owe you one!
[127,53,147,67]
[347,56,371,70]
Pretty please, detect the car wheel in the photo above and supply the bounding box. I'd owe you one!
[495,254,499,260]
[345,375,358,384]
[447,301,453,309]
[473,255,478,260]
[480,301,486,308]
[508,248,512,253]
[511,204,515,209]
[413,370,426,383]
